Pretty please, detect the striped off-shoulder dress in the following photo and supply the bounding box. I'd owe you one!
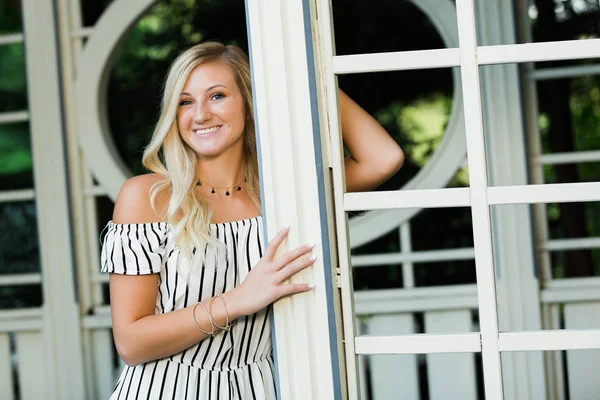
[100,216,276,399]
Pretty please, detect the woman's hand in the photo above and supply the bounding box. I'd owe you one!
[224,225,315,318]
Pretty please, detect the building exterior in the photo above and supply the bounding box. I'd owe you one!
[1,0,600,399]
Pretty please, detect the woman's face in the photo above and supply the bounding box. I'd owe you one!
[177,62,246,159]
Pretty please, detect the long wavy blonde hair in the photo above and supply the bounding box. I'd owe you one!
[142,42,260,271]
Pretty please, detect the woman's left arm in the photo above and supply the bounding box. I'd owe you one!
[339,89,404,192]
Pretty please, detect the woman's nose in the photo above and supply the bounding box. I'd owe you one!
[193,103,210,123]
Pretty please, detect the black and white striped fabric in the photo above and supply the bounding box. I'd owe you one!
[101,216,276,399]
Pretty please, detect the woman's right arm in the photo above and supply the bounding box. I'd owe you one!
[108,175,315,366]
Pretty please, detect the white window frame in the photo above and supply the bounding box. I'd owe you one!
[313,0,600,399]
[0,1,86,399]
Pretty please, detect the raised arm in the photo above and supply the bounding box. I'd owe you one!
[108,175,314,366]
[339,89,404,192]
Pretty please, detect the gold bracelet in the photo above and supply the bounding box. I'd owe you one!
[192,302,216,337]
[209,294,235,331]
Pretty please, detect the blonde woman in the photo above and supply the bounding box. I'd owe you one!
[101,41,403,399]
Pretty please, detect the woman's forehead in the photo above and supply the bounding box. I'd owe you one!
[182,62,237,92]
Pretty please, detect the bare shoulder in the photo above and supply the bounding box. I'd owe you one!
[113,173,170,224]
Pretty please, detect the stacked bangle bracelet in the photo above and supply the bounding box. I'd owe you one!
[209,294,234,331]
[192,301,216,336]
[192,294,235,337]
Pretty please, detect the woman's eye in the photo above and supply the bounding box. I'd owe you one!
[211,93,225,101]
[179,99,192,106]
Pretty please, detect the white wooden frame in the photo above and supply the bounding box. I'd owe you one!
[245,0,343,398]
[313,0,600,399]
[0,1,87,399]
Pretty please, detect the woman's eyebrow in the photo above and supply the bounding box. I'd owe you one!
[205,84,227,92]
[179,84,228,97]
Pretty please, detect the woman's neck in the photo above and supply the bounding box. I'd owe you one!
[195,153,245,188]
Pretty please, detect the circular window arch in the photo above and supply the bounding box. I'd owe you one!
[347,0,466,248]
[77,0,159,201]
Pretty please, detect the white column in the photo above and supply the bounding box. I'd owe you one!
[245,0,342,398]
[21,1,86,399]
[476,1,547,399]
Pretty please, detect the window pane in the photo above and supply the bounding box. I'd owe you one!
[339,68,457,192]
[359,350,483,399]
[333,0,458,55]
[0,0,23,34]
[0,43,28,113]
[484,0,600,45]
[0,285,42,309]
[80,0,114,27]
[537,70,600,163]
[502,348,600,399]
[0,122,33,190]
[0,201,39,274]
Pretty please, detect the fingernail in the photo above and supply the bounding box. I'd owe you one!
[282,224,290,231]
[308,242,315,249]
[307,283,315,289]
[309,255,317,261]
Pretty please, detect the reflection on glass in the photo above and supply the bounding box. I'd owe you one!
[544,201,600,278]
[411,207,474,251]
[332,0,457,195]
[531,1,600,43]
[538,74,600,161]
[501,350,600,399]
[360,352,483,400]
[332,0,457,55]
[339,68,455,192]
[0,201,39,275]
[0,122,33,190]
[0,43,28,113]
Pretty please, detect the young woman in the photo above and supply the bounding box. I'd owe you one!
[101,41,403,399]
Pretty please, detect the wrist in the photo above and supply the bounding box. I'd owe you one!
[221,289,244,320]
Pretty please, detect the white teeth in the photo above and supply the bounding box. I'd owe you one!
[194,126,220,135]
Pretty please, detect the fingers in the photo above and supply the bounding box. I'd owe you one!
[264,225,290,260]
[275,243,315,270]
[278,283,314,297]
[276,254,316,281]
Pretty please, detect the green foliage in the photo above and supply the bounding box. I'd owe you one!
[400,93,451,166]
[0,125,31,174]
[571,75,600,182]
[0,44,26,95]
[0,43,32,189]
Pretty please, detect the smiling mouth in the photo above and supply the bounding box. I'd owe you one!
[193,125,222,135]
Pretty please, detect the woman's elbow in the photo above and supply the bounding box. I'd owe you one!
[115,338,145,367]
[362,150,404,190]
[389,146,405,175]
[379,146,404,180]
